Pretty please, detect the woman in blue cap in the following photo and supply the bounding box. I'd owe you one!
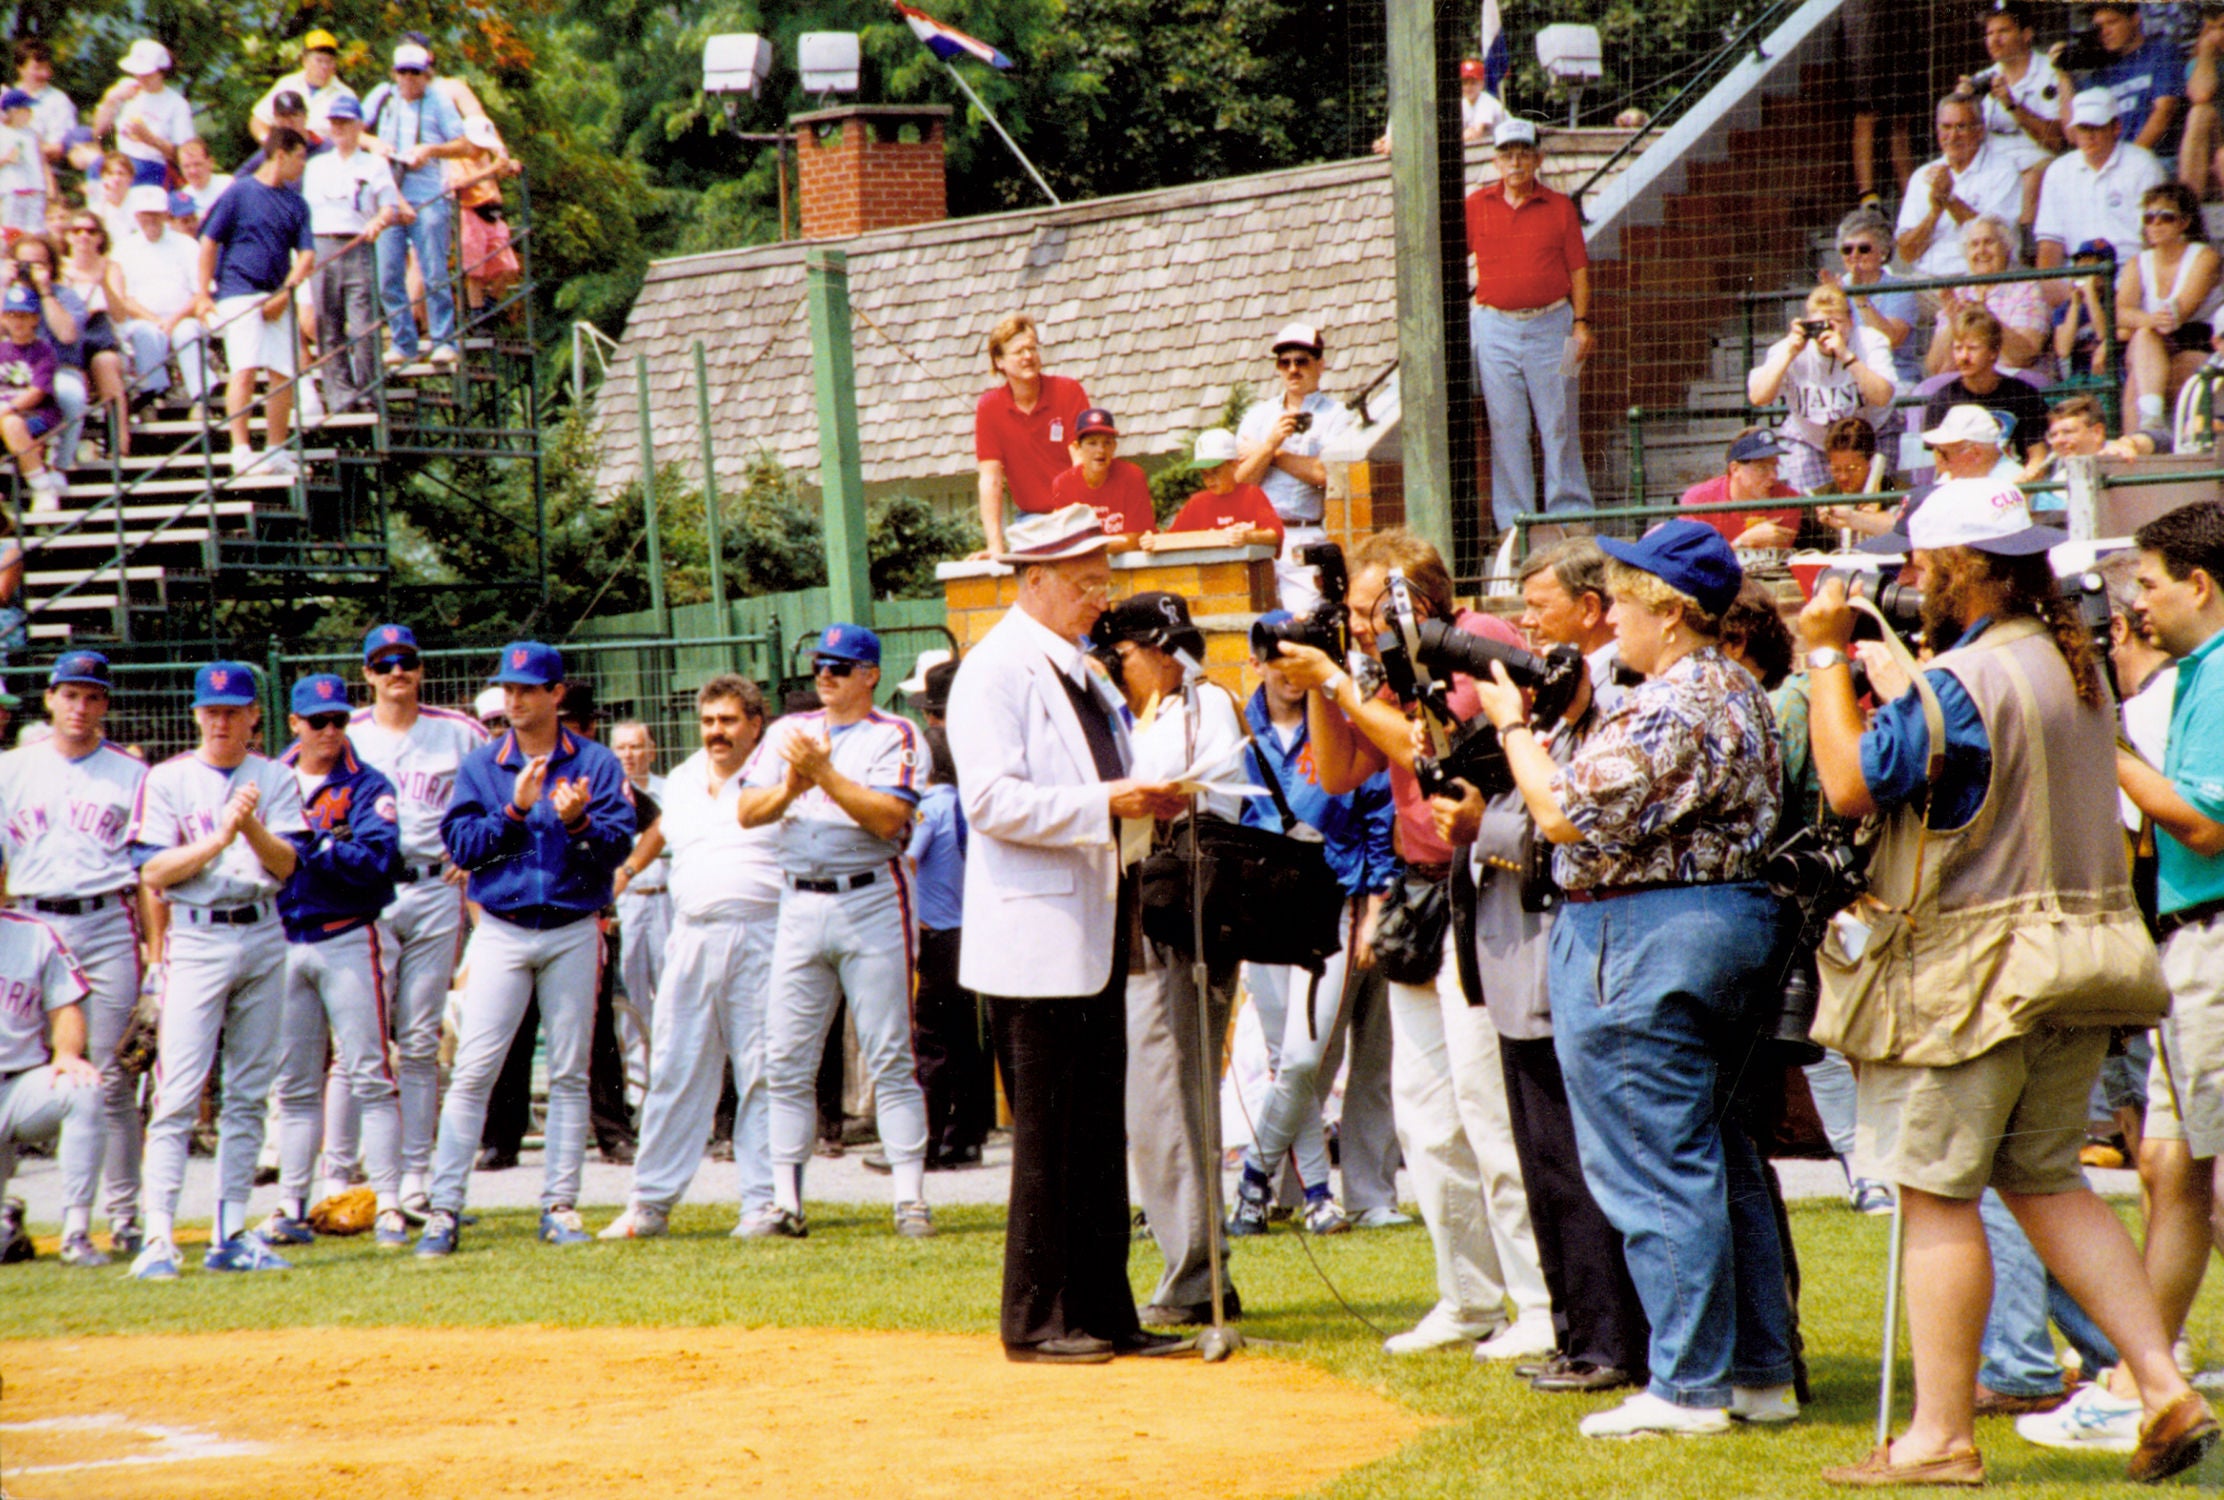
[1470,517,1797,1439]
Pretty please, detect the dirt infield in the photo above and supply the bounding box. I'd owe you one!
[2,1325,1428,1499]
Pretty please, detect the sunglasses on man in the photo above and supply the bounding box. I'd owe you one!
[813,658,858,679]
[300,713,350,732]
[366,654,422,674]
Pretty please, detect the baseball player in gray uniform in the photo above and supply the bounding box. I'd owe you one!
[128,661,308,1280]
[610,720,670,1081]
[0,650,147,1258]
[737,623,933,1239]
[0,909,102,1266]
[339,622,484,1220]
[600,676,782,1240]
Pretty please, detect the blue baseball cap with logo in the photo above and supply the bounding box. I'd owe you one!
[291,673,352,716]
[167,190,197,218]
[362,622,419,661]
[489,640,564,686]
[1597,519,1745,618]
[2,283,38,315]
[49,650,111,690]
[814,623,881,667]
[193,660,260,708]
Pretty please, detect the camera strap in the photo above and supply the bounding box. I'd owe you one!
[1848,595,1949,917]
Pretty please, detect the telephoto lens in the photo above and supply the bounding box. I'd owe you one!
[1815,566,1924,640]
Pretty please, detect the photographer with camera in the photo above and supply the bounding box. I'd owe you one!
[1269,529,1551,1360]
[1234,322,1351,613]
[1800,481,2206,1485]
[1469,519,1797,1438]
[1748,284,1897,494]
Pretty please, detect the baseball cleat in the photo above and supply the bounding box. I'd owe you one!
[416,1209,459,1258]
[129,1239,182,1281]
[260,1209,317,1246]
[598,1205,668,1241]
[0,1196,30,1262]
[110,1218,145,1256]
[59,1231,112,1268]
[1226,1176,1271,1238]
[204,1234,294,1273]
[763,1207,808,1240]
[538,1207,592,1246]
[731,1207,787,1240]
[373,1209,411,1249]
[894,1200,936,1239]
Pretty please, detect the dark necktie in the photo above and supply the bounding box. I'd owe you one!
[1054,664,1124,783]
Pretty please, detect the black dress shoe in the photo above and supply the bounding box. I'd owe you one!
[1516,1353,1566,1381]
[927,1143,984,1171]
[475,1146,520,1171]
[1531,1360,1636,1393]
[1005,1335,1115,1365]
[1110,1330,1197,1358]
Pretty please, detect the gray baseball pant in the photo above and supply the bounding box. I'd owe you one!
[614,884,671,1084]
[0,1063,104,1212]
[327,876,466,1181]
[139,914,289,1236]
[629,902,775,1216]
[275,927,401,1204]
[42,903,142,1228]
[427,912,601,1214]
[763,876,928,1170]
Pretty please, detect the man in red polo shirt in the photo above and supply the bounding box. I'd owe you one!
[974,313,1092,557]
[1466,117,1594,534]
[1166,429,1284,543]
[1678,428,1805,549]
[1048,407,1155,538]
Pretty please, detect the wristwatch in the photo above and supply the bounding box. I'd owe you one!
[1805,647,1850,672]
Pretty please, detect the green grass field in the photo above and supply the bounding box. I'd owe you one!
[8,1198,2221,1498]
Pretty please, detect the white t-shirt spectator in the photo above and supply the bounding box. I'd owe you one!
[301,146,400,236]
[112,226,199,319]
[1769,326,1897,450]
[1895,141,2025,278]
[1235,391,1353,526]
[24,83,75,153]
[0,124,40,198]
[2034,140,2167,260]
[114,84,196,168]
[253,72,359,137]
[181,173,235,218]
[1980,54,2065,172]
[1463,91,1507,137]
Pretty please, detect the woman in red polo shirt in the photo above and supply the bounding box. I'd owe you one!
[974,313,1091,557]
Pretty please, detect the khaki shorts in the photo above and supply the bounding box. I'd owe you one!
[1855,1025,2110,1200]
[2151,914,2224,1157]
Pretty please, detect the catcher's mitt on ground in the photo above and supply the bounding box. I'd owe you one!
[308,1186,378,1236]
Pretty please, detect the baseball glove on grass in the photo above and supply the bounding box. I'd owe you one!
[308,1186,378,1236]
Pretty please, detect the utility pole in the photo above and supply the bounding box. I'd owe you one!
[633,351,670,635]
[804,246,874,627]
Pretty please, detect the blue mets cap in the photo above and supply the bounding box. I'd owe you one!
[489,640,563,686]
[325,93,363,122]
[1597,519,1745,618]
[167,190,197,218]
[193,661,260,708]
[290,673,352,717]
[49,651,111,690]
[362,622,419,661]
[813,623,881,667]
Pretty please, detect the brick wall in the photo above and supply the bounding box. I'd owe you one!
[796,107,950,240]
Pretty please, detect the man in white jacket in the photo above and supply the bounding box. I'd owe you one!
[945,504,1186,1365]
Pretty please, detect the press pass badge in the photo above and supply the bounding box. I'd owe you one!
[1050,420,1064,442]
[1830,909,1873,962]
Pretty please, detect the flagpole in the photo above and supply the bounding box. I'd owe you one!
[938,56,1060,206]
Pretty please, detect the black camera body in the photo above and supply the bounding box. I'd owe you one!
[1250,541,1350,661]
[1796,318,1830,340]
[1290,411,1313,436]
[1816,565,1924,641]
[1761,825,1871,1063]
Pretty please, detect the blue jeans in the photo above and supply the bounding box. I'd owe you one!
[1469,301,1594,531]
[1977,1188,2119,1394]
[375,195,455,357]
[1549,882,1797,1407]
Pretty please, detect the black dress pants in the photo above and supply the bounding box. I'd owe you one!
[915,925,992,1159]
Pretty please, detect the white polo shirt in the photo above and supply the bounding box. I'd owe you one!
[1896,142,2026,279]
[111,226,199,320]
[1979,54,2065,173]
[114,84,196,167]
[2034,140,2167,259]
[301,144,400,237]
[662,750,781,918]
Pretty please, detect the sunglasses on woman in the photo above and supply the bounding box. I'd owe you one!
[1838,242,1880,255]
[2145,210,2185,223]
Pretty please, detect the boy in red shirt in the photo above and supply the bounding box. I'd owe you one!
[1049,407,1155,538]
[1165,428,1285,543]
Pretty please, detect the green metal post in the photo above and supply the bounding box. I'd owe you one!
[804,246,874,628]
[693,339,728,626]
[1628,407,1647,509]
[1386,0,1456,563]
[263,645,284,755]
[633,351,670,636]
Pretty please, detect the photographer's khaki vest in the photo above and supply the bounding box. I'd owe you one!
[1812,617,2169,1066]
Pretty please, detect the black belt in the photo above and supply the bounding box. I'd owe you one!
[1560,880,1687,905]
[2160,897,2224,938]
[18,893,125,917]
[400,862,446,884]
[184,903,269,926]
[788,870,878,895]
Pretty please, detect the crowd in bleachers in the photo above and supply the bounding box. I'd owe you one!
[0,32,522,503]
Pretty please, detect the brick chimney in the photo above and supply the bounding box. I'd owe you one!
[793,104,952,240]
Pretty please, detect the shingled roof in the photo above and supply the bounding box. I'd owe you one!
[593,130,1637,506]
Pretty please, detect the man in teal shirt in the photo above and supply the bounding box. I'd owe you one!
[2118,500,2224,1444]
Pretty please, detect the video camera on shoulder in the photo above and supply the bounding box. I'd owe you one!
[1250,541,1351,662]
[1372,568,1587,800]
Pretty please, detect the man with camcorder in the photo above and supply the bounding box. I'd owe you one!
[1269,530,1552,1361]
[1800,478,2210,1486]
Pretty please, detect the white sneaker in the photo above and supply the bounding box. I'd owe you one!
[598,1204,667,1241]
[731,1206,787,1240]
[1729,1383,1800,1423]
[1384,1305,1501,1355]
[1474,1313,1559,1362]
[1351,1206,1414,1229]
[263,449,300,477]
[2015,1380,2141,1453]
[1579,1392,1733,1439]
[227,445,255,471]
[429,344,458,366]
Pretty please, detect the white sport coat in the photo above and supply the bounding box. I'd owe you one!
[947,602,1129,999]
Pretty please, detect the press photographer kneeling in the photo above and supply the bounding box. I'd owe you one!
[1797,477,2211,1487]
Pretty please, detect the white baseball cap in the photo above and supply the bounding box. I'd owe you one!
[2070,87,2118,128]
[1192,429,1239,466]
[1493,117,1539,148]
[125,184,169,217]
[473,686,507,722]
[897,648,953,696]
[1901,476,2066,556]
[393,43,435,71]
[120,39,173,76]
[463,116,501,150]
[1270,321,1324,356]
[1921,403,2009,450]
